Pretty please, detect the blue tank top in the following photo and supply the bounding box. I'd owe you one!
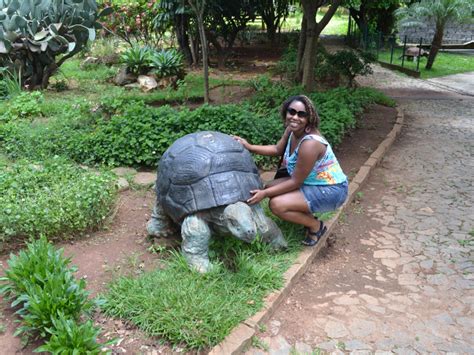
[283,133,347,185]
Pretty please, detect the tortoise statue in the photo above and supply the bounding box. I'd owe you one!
[146,131,287,272]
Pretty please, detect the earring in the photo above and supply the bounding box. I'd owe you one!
[305,126,311,133]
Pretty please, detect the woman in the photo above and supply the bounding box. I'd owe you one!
[234,95,348,246]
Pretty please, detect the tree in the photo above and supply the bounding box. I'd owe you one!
[345,0,401,37]
[154,0,195,65]
[188,0,209,103]
[396,0,474,69]
[256,0,293,43]
[298,0,342,91]
[205,0,258,69]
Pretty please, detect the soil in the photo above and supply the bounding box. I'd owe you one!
[0,45,397,354]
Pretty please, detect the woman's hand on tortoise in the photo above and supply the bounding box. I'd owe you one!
[232,135,251,150]
[247,189,267,205]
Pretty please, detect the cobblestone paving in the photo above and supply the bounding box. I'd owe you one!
[246,66,474,354]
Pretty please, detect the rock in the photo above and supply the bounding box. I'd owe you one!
[115,67,137,86]
[349,319,376,337]
[270,335,291,354]
[81,56,99,69]
[112,167,137,177]
[345,339,371,350]
[124,83,141,90]
[325,320,349,338]
[427,274,449,285]
[133,172,156,187]
[116,177,129,192]
[138,75,158,92]
[294,341,313,354]
[269,320,281,336]
[373,249,400,259]
[333,295,360,305]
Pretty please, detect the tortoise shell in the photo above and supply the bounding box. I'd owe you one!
[156,131,263,223]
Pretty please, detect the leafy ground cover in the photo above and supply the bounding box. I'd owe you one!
[378,48,474,78]
[0,158,116,247]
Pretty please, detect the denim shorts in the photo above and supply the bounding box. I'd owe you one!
[300,181,348,213]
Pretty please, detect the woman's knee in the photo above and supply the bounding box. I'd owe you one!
[269,197,285,215]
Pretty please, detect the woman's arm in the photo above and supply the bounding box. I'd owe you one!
[234,128,291,156]
[247,139,326,204]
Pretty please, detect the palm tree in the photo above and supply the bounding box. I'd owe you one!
[396,0,474,69]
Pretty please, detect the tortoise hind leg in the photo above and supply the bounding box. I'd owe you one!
[181,215,212,273]
[146,199,179,238]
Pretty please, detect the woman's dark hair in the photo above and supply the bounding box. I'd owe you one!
[280,95,320,129]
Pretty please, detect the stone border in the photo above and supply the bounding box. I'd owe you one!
[209,108,405,355]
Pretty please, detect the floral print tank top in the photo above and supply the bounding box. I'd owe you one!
[283,133,347,185]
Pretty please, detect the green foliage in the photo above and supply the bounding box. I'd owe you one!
[0,91,44,122]
[99,0,160,47]
[35,315,109,354]
[0,236,92,338]
[0,83,393,169]
[120,46,153,75]
[0,236,108,351]
[0,67,22,100]
[326,50,375,87]
[101,219,302,349]
[150,48,184,78]
[274,44,375,87]
[0,0,107,89]
[0,158,117,243]
[120,46,185,78]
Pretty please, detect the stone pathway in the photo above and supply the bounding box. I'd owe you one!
[245,65,474,354]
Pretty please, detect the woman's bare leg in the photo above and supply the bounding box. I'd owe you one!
[268,190,321,233]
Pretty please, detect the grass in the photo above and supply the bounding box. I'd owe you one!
[100,212,305,350]
[281,8,348,35]
[377,48,474,79]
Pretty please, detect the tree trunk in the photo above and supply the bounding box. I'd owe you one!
[302,16,317,91]
[189,0,209,103]
[174,14,193,65]
[296,15,307,82]
[426,22,444,70]
[300,0,341,90]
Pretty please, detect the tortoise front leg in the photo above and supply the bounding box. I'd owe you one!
[181,215,212,273]
[251,205,288,250]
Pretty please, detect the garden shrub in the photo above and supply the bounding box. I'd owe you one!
[0,86,393,169]
[120,46,185,78]
[327,50,376,87]
[0,236,107,351]
[0,158,117,243]
[0,91,44,122]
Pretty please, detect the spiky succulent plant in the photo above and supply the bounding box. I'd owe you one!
[0,0,112,89]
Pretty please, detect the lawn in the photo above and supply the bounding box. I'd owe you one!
[377,48,474,79]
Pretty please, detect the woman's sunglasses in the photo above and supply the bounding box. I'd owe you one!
[287,108,308,118]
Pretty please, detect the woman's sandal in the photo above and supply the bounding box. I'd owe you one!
[302,221,327,247]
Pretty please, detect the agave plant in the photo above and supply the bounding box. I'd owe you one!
[150,48,184,78]
[0,0,112,89]
[120,45,153,75]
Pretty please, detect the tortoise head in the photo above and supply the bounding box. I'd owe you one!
[222,201,257,243]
